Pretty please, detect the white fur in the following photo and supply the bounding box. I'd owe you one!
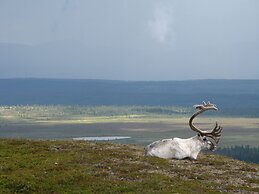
[145,135,212,160]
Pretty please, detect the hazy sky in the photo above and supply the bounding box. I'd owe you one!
[0,0,258,80]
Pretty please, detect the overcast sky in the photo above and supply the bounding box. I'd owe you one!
[0,0,258,80]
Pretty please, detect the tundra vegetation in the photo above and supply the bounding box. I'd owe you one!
[0,139,259,194]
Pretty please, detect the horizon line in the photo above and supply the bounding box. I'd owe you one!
[0,77,258,82]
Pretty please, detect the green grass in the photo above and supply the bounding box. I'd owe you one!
[0,139,258,193]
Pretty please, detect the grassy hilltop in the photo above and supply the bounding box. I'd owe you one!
[1,139,258,194]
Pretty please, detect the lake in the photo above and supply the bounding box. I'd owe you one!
[72,136,131,141]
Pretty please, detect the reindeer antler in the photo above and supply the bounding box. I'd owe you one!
[189,101,222,144]
[193,101,218,111]
[205,122,223,143]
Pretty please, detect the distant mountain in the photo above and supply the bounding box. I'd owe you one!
[0,40,258,80]
[0,79,258,116]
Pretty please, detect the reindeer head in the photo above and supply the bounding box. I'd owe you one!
[197,133,217,151]
[189,101,222,151]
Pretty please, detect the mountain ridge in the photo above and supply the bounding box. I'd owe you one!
[0,79,259,111]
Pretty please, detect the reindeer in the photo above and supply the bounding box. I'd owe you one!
[145,102,222,160]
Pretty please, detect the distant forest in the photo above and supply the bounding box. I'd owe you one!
[0,79,259,117]
[216,146,259,164]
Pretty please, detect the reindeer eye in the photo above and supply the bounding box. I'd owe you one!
[203,137,207,141]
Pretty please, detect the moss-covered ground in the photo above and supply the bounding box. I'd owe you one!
[0,139,258,193]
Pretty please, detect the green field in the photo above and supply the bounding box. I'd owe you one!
[0,105,259,147]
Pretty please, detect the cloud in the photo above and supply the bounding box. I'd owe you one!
[148,5,174,43]
[62,0,77,12]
